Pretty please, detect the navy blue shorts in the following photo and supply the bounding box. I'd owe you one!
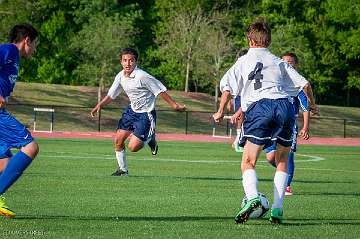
[239,98,295,148]
[234,96,241,112]
[117,106,156,142]
[0,109,34,158]
[264,123,298,153]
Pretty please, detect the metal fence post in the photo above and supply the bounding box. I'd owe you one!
[185,111,188,134]
[98,109,101,132]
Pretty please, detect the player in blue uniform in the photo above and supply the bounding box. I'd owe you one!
[264,52,311,196]
[0,24,39,218]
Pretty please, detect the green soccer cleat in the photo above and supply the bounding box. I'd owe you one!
[235,144,243,153]
[234,197,261,223]
[0,195,16,218]
[269,208,283,224]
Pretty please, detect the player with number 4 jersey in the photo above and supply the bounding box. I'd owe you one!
[227,18,318,224]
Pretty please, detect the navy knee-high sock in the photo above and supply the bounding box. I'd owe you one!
[287,152,295,187]
[0,151,33,194]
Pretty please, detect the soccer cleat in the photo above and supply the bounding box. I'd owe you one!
[148,137,158,155]
[232,140,243,153]
[235,144,243,153]
[285,186,293,196]
[111,168,128,176]
[269,208,283,224]
[0,195,16,218]
[234,197,261,223]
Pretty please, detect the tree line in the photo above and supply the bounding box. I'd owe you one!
[0,0,359,106]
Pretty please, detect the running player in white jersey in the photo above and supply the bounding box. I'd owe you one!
[220,18,318,224]
[91,48,186,176]
[213,49,248,152]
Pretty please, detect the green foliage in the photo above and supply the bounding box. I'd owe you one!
[0,0,359,105]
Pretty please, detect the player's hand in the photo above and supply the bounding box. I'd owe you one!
[230,111,244,124]
[174,104,186,112]
[212,112,223,123]
[310,104,320,116]
[299,127,309,140]
[90,105,101,117]
[0,96,6,109]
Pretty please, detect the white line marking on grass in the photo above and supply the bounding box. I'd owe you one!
[41,153,325,163]
[41,153,360,173]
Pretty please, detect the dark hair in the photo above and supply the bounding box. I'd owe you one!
[8,23,38,43]
[246,17,271,47]
[120,48,138,61]
[281,52,298,64]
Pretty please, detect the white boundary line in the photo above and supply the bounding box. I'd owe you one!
[41,152,325,163]
[40,152,360,173]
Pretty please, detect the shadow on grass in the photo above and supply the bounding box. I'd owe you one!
[12,215,360,226]
[294,192,360,197]
[14,215,232,222]
[295,179,353,184]
[283,218,360,226]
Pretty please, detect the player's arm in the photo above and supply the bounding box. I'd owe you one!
[299,111,310,140]
[159,91,186,112]
[213,90,231,123]
[302,83,319,116]
[90,96,113,117]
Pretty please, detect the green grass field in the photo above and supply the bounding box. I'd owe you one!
[1,138,360,238]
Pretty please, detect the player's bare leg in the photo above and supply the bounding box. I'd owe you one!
[127,134,144,152]
[0,158,9,173]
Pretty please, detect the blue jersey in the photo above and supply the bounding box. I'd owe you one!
[293,90,309,116]
[0,44,19,101]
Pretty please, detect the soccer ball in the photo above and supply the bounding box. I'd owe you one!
[240,192,270,219]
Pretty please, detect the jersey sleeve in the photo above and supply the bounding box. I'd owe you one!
[284,62,308,88]
[219,61,242,97]
[142,73,167,97]
[107,73,122,99]
[297,90,309,112]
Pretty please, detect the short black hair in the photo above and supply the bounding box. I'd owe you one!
[120,48,138,61]
[8,23,38,43]
[281,52,298,64]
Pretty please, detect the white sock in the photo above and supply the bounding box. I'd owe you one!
[234,129,242,144]
[242,169,258,200]
[115,150,127,172]
[272,171,288,209]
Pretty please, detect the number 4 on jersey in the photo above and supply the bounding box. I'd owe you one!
[248,62,263,90]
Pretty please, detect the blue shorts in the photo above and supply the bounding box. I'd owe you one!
[239,98,295,148]
[234,96,241,112]
[264,124,298,153]
[0,109,34,158]
[117,106,156,143]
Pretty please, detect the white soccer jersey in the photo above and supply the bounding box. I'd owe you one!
[221,48,309,111]
[107,67,167,113]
